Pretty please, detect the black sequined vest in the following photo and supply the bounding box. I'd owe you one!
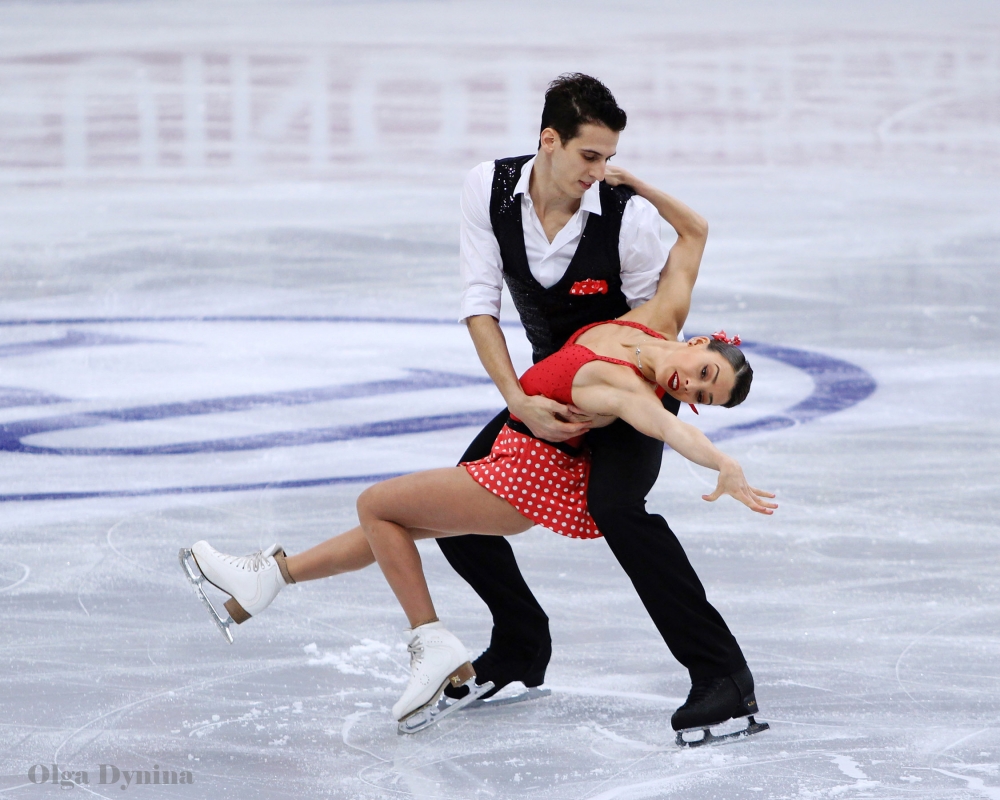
[490,155,635,363]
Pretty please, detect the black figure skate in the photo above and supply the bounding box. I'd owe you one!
[672,665,769,747]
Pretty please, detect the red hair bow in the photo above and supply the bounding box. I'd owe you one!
[711,330,741,346]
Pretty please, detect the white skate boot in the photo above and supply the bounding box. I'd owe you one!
[393,622,494,734]
[179,541,295,643]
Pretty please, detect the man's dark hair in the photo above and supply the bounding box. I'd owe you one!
[539,73,627,144]
[708,339,753,408]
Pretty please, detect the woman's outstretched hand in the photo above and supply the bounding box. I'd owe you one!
[702,460,778,515]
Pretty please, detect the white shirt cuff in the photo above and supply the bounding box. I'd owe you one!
[459,284,502,322]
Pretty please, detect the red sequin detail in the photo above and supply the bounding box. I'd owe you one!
[463,425,602,540]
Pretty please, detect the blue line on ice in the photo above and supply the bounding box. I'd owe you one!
[0,370,493,455]
[0,316,876,502]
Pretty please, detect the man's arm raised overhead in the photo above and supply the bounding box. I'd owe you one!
[605,167,708,339]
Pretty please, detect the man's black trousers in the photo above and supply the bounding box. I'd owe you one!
[436,403,747,681]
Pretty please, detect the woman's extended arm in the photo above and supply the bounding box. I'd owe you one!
[575,371,777,515]
[604,167,707,339]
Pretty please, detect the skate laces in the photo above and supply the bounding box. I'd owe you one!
[224,549,272,572]
[406,638,425,667]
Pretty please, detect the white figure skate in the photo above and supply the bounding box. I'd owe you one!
[179,541,294,643]
[394,622,495,734]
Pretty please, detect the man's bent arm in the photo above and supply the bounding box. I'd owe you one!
[608,168,707,338]
[466,315,591,442]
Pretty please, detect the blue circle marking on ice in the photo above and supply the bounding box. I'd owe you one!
[0,316,875,502]
[709,340,877,442]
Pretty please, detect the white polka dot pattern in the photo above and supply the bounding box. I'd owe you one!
[462,425,602,540]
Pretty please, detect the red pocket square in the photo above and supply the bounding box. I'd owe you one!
[569,279,609,296]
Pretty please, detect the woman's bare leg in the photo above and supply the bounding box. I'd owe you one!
[285,526,374,582]
[283,519,503,585]
[357,467,533,628]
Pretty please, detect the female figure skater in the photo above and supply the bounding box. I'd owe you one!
[181,171,776,731]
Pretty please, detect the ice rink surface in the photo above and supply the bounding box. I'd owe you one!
[1,1,999,797]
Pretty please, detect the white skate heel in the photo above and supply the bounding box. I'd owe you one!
[393,622,495,734]
[179,541,295,643]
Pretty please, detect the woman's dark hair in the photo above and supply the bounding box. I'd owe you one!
[708,339,753,408]
[539,73,627,144]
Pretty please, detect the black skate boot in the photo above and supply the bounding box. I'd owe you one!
[671,665,769,747]
[444,634,551,703]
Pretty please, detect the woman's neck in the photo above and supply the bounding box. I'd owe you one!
[626,337,684,384]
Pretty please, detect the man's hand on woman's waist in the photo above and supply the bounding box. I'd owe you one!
[508,393,593,443]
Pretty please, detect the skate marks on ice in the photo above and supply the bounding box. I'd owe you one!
[265,647,787,796]
[347,692,918,800]
[0,561,30,593]
[933,770,1000,800]
[14,497,1000,798]
[893,609,977,704]
[4,455,999,798]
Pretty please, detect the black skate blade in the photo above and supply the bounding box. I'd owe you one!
[178,548,234,645]
[397,679,495,735]
[468,685,551,709]
[675,716,770,748]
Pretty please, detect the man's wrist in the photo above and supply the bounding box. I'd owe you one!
[504,388,529,415]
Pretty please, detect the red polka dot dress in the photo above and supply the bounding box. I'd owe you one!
[462,320,667,541]
[464,424,600,539]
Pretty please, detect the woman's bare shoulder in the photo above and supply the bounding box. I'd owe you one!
[570,359,658,420]
[572,357,648,392]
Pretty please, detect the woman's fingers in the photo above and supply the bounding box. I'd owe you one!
[703,475,778,514]
[736,483,776,512]
[739,490,773,514]
[742,487,777,513]
[750,486,779,510]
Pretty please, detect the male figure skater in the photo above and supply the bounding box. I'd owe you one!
[439,73,760,733]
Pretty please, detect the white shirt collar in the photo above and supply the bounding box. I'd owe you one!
[513,155,603,216]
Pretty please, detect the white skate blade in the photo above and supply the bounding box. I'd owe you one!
[675,716,770,748]
[468,685,552,709]
[397,679,496,735]
[179,548,234,644]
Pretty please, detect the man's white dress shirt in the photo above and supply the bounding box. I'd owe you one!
[459,156,669,322]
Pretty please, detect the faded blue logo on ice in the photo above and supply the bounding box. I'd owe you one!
[0,316,876,502]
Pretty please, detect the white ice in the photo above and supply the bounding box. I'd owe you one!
[1,1,999,798]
